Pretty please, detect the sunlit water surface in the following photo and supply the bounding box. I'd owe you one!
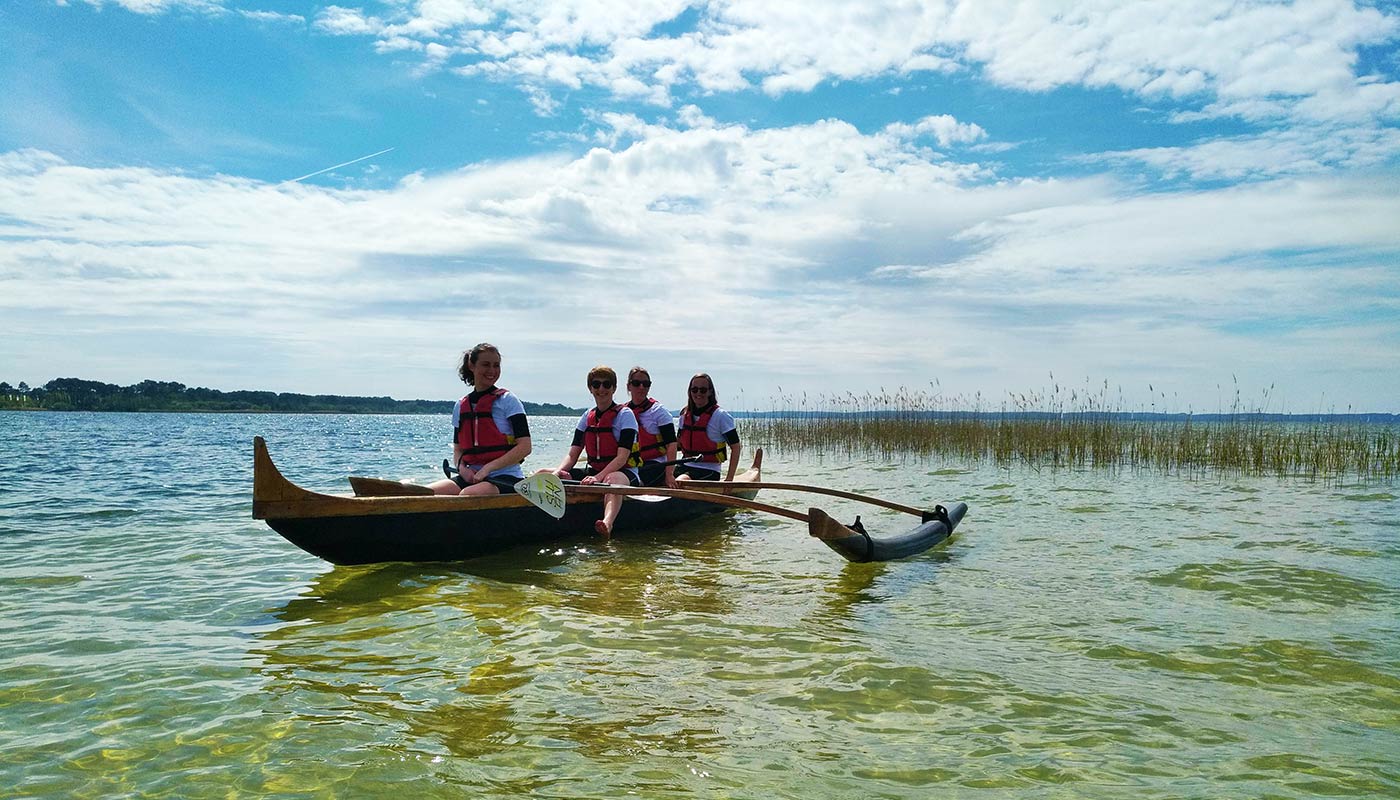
[1,411,1397,798]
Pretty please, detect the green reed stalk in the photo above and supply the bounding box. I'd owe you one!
[746,384,1399,480]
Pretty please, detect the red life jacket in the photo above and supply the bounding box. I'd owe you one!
[584,403,638,471]
[678,403,726,463]
[628,398,667,462]
[455,388,515,465]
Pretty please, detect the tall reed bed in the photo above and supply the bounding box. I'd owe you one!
[746,379,1399,480]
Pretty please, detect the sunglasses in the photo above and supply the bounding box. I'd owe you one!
[629,379,651,388]
[589,380,615,389]
[689,386,711,394]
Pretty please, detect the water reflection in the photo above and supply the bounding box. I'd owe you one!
[810,561,890,632]
[256,577,532,762]
[252,513,754,770]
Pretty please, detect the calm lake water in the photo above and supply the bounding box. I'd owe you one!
[2,411,1398,798]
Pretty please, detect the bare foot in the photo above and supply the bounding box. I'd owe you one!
[594,519,612,540]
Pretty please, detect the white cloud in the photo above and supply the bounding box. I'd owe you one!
[72,0,220,12]
[1095,125,1400,180]
[314,5,382,36]
[60,1,1400,132]
[676,105,716,130]
[239,9,305,24]
[916,176,1400,328]
[282,0,1400,196]
[291,0,1400,129]
[884,114,987,147]
[63,0,1400,193]
[3,103,1397,407]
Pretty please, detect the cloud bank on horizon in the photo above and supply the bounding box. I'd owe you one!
[1,0,1397,411]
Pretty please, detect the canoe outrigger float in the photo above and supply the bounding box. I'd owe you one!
[253,437,967,565]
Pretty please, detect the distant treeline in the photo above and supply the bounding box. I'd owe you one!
[0,378,583,416]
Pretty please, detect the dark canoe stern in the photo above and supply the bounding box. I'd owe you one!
[810,501,968,563]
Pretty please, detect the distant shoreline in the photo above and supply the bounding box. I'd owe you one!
[3,378,1395,421]
[0,377,585,416]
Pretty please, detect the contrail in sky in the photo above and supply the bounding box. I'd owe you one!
[280,147,395,185]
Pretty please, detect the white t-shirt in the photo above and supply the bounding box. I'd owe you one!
[678,406,737,473]
[575,405,638,476]
[630,400,675,463]
[452,390,527,478]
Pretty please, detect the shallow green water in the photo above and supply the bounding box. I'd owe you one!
[1,411,1397,798]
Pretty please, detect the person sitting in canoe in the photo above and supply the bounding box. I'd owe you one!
[676,372,742,482]
[541,366,640,538]
[428,342,532,496]
[625,366,680,489]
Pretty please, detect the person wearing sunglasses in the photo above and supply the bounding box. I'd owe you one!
[542,365,640,538]
[676,372,742,482]
[624,366,679,489]
[428,342,532,496]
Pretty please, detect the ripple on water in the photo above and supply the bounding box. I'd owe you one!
[1144,559,1393,610]
[1238,536,1385,559]
[1083,638,1400,692]
[0,574,87,589]
[1217,752,1399,796]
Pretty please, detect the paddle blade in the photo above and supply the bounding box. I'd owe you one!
[517,472,567,519]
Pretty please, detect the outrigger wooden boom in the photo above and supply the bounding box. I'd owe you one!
[566,485,967,562]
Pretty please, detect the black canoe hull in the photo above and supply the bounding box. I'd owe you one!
[267,494,736,565]
[818,502,968,562]
[254,436,761,566]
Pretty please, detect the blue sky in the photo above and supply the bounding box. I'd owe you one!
[2,0,1398,412]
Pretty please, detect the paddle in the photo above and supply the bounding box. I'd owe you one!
[438,462,570,519]
[515,472,567,519]
[544,474,668,502]
[650,455,703,468]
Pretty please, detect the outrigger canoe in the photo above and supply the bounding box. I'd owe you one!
[252,436,766,565]
[253,437,969,564]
